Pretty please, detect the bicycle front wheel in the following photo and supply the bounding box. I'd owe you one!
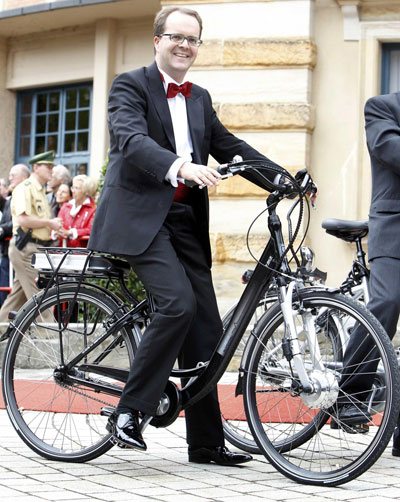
[2,284,140,462]
[243,290,400,486]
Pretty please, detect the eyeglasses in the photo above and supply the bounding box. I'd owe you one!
[158,33,202,47]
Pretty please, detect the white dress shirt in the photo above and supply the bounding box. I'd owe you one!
[159,67,194,187]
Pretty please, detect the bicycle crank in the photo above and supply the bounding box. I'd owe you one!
[150,381,182,428]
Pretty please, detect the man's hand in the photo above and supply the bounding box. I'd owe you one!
[178,162,221,187]
[48,218,63,232]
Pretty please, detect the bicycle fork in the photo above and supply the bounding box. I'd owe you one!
[279,281,339,409]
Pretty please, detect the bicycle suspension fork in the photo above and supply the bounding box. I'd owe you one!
[279,280,325,394]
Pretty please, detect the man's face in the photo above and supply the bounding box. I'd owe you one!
[9,168,26,191]
[0,180,9,199]
[33,163,54,186]
[154,11,201,83]
[48,166,63,191]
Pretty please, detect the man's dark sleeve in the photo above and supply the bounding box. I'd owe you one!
[108,73,179,184]
[365,95,400,172]
[0,199,12,241]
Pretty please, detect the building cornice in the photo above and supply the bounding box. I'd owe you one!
[0,0,158,37]
[0,0,117,19]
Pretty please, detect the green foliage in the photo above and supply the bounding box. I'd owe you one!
[95,152,145,301]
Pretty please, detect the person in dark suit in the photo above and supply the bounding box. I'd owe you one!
[89,6,276,465]
[337,92,400,453]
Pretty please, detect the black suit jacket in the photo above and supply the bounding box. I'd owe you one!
[365,92,400,261]
[0,197,12,255]
[89,62,271,264]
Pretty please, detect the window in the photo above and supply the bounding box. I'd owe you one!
[381,44,400,94]
[15,84,92,176]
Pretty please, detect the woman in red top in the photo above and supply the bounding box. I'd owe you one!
[55,175,97,248]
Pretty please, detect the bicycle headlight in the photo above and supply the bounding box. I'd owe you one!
[300,246,315,273]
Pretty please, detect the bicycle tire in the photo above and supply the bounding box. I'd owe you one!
[2,284,140,462]
[220,292,343,454]
[220,297,275,454]
[243,290,400,486]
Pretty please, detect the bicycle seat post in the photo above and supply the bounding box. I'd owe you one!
[355,235,367,270]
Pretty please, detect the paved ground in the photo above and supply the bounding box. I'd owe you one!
[1,410,400,501]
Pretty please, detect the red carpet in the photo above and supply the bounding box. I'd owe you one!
[0,379,382,425]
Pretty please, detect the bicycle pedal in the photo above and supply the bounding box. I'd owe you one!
[330,419,369,434]
[101,406,115,418]
[109,436,128,449]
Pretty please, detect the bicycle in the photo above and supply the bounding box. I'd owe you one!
[220,218,373,454]
[2,160,399,486]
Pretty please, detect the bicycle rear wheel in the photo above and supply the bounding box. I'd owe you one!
[243,290,400,486]
[2,284,140,462]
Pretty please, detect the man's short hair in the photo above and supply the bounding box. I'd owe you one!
[53,165,72,184]
[0,178,9,189]
[11,164,31,179]
[153,7,203,38]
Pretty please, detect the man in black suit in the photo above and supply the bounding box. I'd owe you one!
[89,6,275,465]
[338,92,400,453]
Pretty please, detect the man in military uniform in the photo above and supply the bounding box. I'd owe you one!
[0,151,63,324]
[0,164,31,306]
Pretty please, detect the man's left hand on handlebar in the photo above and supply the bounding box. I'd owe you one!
[179,162,221,187]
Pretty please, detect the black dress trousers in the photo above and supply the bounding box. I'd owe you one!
[117,202,225,447]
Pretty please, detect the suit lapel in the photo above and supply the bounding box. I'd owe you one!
[186,88,204,164]
[146,62,176,152]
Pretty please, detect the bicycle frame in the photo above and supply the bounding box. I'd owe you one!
[20,163,315,425]
[179,191,298,409]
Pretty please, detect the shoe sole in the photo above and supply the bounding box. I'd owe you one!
[188,455,251,466]
[106,421,147,451]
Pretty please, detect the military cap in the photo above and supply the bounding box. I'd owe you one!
[28,150,55,166]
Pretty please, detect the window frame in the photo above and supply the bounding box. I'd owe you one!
[381,43,400,94]
[15,83,93,175]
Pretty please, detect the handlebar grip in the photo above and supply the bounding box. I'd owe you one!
[184,179,198,188]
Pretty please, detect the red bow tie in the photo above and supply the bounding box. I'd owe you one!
[167,81,192,99]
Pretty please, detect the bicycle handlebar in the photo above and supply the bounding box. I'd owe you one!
[184,159,316,199]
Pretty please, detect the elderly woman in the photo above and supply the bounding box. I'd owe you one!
[55,175,97,248]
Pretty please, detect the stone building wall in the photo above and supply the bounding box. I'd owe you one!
[1,0,400,308]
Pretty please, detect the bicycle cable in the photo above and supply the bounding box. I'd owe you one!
[243,164,312,280]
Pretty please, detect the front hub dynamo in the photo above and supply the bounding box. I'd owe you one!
[300,370,339,409]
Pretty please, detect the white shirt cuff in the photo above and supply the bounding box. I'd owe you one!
[165,158,187,187]
[70,228,78,240]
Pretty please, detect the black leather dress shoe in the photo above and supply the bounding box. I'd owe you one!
[188,446,252,466]
[337,403,371,425]
[392,427,400,457]
[106,412,147,451]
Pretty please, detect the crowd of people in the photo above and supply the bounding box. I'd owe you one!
[0,152,97,324]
